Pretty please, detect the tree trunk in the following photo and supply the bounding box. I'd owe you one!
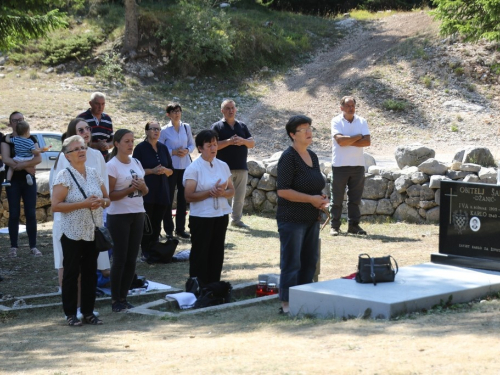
[123,0,139,53]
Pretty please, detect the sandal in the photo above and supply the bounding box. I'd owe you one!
[121,300,134,309]
[30,247,42,257]
[83,313,103,325]
[8,248,17,258]
[112,301,127,312]
[67,315,82,327]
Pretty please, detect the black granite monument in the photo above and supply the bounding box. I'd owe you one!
[431,180,500,271]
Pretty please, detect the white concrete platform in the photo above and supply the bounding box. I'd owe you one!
[289,263,500,319]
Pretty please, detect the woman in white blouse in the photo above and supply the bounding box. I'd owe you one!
[51,135,110,326]
[184,130,234,285]
[159,102,195,238]
[50,118,109,319]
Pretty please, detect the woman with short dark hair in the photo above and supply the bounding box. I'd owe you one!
[276,115,329,314]
[183,130,234,285]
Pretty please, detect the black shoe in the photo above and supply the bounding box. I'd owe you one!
[348,224,367,235]
[166,232,174,240]
[176,231,191,239]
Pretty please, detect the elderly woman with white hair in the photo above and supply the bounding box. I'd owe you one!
[51,135,110,326]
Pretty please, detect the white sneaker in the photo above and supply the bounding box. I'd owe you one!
[26,174,33,186]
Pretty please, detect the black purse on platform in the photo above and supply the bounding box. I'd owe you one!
[355,253,398,286]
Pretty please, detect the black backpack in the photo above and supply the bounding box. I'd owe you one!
[147,238,179,264]
[194,281,232,309]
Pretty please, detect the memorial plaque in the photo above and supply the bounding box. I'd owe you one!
[432,180,500,271]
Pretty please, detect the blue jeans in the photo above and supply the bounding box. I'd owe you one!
[6,177,37,248]
[278,220,319,302]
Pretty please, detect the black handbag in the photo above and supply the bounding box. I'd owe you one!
[355,253,398,285]
[66,168,114,252]
[147,238,179,264]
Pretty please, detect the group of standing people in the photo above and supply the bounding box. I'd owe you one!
[3,90,371,319]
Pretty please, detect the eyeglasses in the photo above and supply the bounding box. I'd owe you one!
[170,110,182,114]
[66,146,87,154]
[77,126,92,134]
[295,127,314,133]
[148,127,161,132]
[11,118,24,124]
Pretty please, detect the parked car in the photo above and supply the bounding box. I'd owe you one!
[31,131,63,171]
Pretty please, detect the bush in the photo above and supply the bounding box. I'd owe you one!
[383,99,408,111]
[95,51,124,82]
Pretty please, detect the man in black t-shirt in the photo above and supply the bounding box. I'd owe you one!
[211,99,255,228]
[78,92,114,157]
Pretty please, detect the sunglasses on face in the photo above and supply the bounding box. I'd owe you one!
[77,126,92,134]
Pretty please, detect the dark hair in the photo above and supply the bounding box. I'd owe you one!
[340,96,356,106]
[195,130,218,151]
[54,118,87,169]
[285,115,312,141]
[109,129,133,159]
[15,121,30,137]
[166,102,182,114]
[9,111,22,124]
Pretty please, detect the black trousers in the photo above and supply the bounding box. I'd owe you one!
[142,203,167,258]
[163,169,187,234]
[61,234,99,317]
[188,215,229,284]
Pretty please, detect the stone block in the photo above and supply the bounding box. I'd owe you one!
[247,160,266,178]
[418,158,448,175]
[359,199,377,215]
[393,203,424,223]
[257,173,276,191]
[362,176,388,199]
[376,199,394,215]
[394,144,435,169]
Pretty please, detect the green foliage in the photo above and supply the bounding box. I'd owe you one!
[383,99,408,111]
[421,75,432,88]
[0,1,67,51]
[95,51,124,82]
[450,123,458,132]
[432,0,500,42]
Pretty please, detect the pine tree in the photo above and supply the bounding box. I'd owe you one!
[0,0,67,51]
[432,0,500,42]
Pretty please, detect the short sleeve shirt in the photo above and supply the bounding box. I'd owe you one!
[183,156,232,218]
[276,147,325,223]
[78,108,114,156]
[53,166,104,241]
[1,133,38,181]
[211,119,252,170]
[331,113,370,167]
[107,156,146,215]
[12,137,35,158]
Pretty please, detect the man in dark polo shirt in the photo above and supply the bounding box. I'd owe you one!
[211,99,255,228]
[78,92,114,157]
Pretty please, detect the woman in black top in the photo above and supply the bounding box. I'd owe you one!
[276,115,329,314]
[133,121,173,260]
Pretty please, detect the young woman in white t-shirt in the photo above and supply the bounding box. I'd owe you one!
[107,129,148,313]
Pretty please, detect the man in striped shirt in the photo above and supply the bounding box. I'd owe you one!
[78,92,114,158]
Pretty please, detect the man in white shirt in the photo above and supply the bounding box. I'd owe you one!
[330,96,371,236]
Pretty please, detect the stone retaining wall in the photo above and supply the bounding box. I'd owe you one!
[1,150,498,226]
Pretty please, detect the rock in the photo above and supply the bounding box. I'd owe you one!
[263,151,282,164]
[446,170,469,180]
[35,196,51,209]
[406,185,422,198]
[426,206,440,223]
[321,162,332,176]
[368,165,381,175]
[435,189,440,205]
[450,161,462,171]
[247,160,266,178]
[429,175,452,189]
[463,174,480,183]
[266,191,278,204]
[386,180,395,198]
[418,158,448,175]
[418,208,427,219]
[478,167,497,184]
[394,175,413,193]
[390,190,405,208]
[419,200,438,210]
[147,71,155,78]
[442,99,484,112]
[420,185,435,200]
[266,160,278,177]
[245,185,253,198]
[243,197,253,212]
[410,172,429,184]
[362,176,388,199]
[257,173,276,191]
[405,196,420,208]
[261,200,275,212]
[0,74,5,79]
[376,199,394,215]
[359,199,377,215]
[364,152,376,172]
[36,208,47,222]
[251,189,266,207]
[36,172,51,194]
[45,67,54,73]
[393,203,424,223]
[460,147,496,167]
[460,163,481,172]
[400,166,419,176]
[394,144,435,169]
[250,177,259,188]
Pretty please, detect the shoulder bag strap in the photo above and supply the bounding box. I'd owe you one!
[66,167,97,227]
[183,124,193,162]
[390,255,399,275]
[369,257,377,286]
